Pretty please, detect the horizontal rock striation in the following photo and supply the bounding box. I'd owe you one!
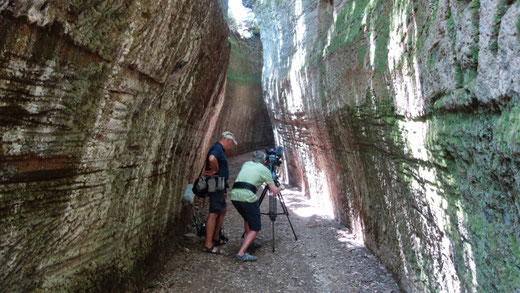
[212,32,274,156]
[0,0,229,291]
[250,0,520,291]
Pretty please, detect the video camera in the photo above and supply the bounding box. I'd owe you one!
[265,146,283,176]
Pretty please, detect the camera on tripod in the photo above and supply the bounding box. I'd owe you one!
[257,145,297,251]
[265,146,283,178]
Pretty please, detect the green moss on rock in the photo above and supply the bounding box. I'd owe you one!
[226,34,262,85]
[430,104,520,292]
[517,16,520,41]
[490,0,510,55]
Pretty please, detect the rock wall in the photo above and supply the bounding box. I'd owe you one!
[212,32,274,156]
[249,0,520,291]
[0,0,229,291]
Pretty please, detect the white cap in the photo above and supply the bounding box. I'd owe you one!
[222,131,238,145]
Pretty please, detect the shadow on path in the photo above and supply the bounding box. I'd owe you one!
[144,151,400,292]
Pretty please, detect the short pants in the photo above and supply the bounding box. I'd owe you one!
[231,200,261,231]
[209,190,226,214]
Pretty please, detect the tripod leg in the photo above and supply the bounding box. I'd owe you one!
[269,193,277,252]
[258,186,268,205]
[272,220,275,252]
[278,193,298,241]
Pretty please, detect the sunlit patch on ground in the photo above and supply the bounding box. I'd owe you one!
[282,187,335,219]
[147,151,400,292]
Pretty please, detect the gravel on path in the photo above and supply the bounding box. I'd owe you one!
[144,151,400,293]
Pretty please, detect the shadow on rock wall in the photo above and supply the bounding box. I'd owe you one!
[0,0,230,291]
[212,31,274,156]
[249,0,520,291]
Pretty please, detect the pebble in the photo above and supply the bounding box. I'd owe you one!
[142,152,401,293]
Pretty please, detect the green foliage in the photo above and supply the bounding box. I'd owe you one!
[228,10,259,39]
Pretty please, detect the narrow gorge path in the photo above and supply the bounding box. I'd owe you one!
[144,152,400,292]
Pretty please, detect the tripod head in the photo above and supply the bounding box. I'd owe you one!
[265,146,283,186]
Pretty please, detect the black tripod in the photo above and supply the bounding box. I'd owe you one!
[258,178,298,252]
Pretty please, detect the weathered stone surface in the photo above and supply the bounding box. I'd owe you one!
[213,32,274,156]
[0,0,229,291]
[250,0,520,291]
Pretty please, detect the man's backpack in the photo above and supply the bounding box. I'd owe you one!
[192,175,208,198]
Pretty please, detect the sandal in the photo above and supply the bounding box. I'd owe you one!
[213,239,227,246]
[203,245,224,255]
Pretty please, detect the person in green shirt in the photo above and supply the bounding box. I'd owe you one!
[231,151,284,262]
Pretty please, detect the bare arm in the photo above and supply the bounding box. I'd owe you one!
[204,155,218,176]
[268,183,282,194]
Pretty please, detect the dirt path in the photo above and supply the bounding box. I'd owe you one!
[144,152,400,292]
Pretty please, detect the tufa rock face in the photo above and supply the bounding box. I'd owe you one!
[0,0,229,291]
[213,32,274,156]
[250,0,519,292]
